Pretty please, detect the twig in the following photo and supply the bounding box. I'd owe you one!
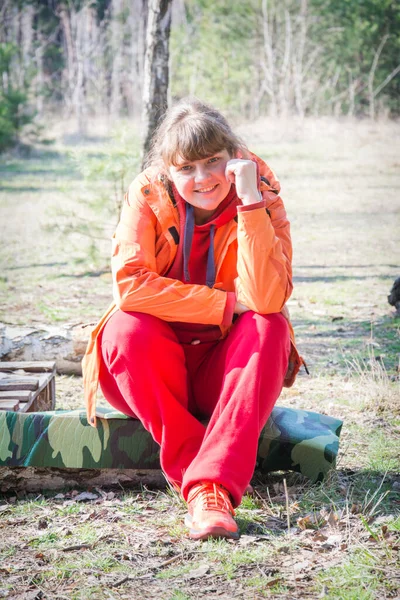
[254,487,275,516]
[110,550,206,588]
[110,552,185,588]
[62,543,93,552]
[61,534,116,552]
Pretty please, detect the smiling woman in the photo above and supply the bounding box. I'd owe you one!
[82,97,305,541]
[169,151,234,222]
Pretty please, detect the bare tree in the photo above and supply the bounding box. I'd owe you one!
[110,0,125,118]
[141,0,172,165]
[128,0,148,117]
[368,34,400,120]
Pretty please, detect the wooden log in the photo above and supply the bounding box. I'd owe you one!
[0,467,167,493]
[0,323,94,375]
[0,361,56,373]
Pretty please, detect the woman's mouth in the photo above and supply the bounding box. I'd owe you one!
[195,184,218,194]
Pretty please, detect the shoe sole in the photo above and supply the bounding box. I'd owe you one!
[185,513,240,541]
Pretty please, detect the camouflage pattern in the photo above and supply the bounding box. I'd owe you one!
[0,406,342,483]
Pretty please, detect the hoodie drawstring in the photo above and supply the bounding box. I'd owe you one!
[183,203,195,284]
[183,204,216,289]
[205,224,215,288]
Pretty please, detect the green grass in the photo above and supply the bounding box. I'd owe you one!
[28,532,60,549]
[315,548,396,599]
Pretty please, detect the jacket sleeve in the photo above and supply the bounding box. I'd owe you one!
[234,186,293,314]
[111,180,228,324]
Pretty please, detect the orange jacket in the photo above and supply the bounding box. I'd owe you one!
[83,154,304,426]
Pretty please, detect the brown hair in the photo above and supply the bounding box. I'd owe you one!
[145,97,248,174]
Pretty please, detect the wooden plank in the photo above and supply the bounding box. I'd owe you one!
[0,361,56,374]
[27,373,55,412]
[0,390,33,402]
[0,377,39,391]
[0,362,56,412]
[0,400,20,411]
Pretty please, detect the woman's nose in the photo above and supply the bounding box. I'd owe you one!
[194,165,209,182]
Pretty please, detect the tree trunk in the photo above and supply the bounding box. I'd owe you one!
[110,0,125,118]
[73,6,87,135]
[141,0,172,166]
[59,3,75,118]
[293,0,308,118]
[128,0,148,117]
[20,4,35,89]
[261,0,277,117]
[35,32,45,116]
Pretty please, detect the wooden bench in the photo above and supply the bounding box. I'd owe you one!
[0,361,56,412]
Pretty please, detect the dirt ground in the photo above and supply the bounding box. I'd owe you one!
[0,116,399,599]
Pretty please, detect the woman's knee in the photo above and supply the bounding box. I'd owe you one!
[236,311,290,350]
[101,310,177,360]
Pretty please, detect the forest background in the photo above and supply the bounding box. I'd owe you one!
[1,0,400,149]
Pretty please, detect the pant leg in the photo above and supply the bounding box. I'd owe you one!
[99,310,206,488]
[181,311,290,506]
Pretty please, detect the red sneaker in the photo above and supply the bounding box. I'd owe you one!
[185,482,239,541]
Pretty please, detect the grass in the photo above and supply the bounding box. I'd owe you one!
[0,115,399,598]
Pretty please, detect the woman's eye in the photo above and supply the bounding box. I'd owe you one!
[208,157,219,164]
[180,165,192,171]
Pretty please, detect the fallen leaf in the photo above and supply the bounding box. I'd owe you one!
[74,492,98,502]
[80,511,97,522]
[326,512,340,528]
[297,514,322,530]
[293,560,311,572]
[37,518,48,530]
[186,563,210,579]
[238,535,258,546]
[312,532,328,543]
[325,534,342,546]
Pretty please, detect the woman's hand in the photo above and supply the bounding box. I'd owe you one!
[225,159,262,206]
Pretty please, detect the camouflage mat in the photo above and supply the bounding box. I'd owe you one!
[0,406,343,483]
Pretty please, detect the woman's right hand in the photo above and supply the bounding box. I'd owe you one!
[234,300,251,314]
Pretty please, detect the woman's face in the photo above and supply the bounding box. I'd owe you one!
[168,149,232,222]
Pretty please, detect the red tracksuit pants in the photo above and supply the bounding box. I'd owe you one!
[98,310,290,507]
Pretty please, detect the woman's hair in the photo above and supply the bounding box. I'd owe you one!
[145,97,248,174]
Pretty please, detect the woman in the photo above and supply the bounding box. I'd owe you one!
[83,97,303,541]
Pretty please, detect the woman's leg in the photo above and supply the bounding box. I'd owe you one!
[181,311,290,507]
[99,310,206,488]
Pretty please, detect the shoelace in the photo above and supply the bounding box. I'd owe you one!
[189,483,235,515]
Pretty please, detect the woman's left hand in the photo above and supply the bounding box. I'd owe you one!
[225,159,262,206]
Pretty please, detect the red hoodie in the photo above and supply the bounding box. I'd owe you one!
[167,183,264,343]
